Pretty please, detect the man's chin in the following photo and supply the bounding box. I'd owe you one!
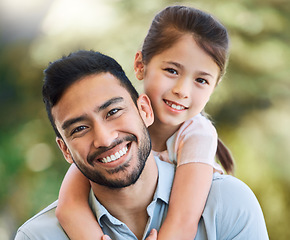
[89,167,142,189]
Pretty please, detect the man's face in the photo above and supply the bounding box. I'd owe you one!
[52,73,152,188]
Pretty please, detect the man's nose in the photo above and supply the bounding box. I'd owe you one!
[172,77,190,99]
[92,123,118,149]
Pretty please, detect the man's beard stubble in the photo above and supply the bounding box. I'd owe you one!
[72,125,152,189]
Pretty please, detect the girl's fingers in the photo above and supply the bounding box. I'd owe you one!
[145,229,158,240]
[102,235,112,240]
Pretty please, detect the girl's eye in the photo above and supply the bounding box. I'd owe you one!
[107,108,120,118]
[195,78,209,85]
[71,126,87,135]
[164,68,178,75]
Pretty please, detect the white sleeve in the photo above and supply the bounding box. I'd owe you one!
[174,115,218,167]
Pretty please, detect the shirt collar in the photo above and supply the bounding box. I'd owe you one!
[152,156,174,204]
[89,190,124,227]
[89,156,175,226]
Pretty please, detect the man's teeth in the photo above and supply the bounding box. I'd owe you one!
[102,146,128,163]
[165,100,185,110]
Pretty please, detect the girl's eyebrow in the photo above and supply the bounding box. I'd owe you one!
[197,71,215,79]
[164,61,215,79]
[163,61,183,69]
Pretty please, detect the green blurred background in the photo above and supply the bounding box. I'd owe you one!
[0,0,289,239]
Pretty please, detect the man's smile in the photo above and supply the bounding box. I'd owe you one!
[101,145,128,163]
[87,134,137,167]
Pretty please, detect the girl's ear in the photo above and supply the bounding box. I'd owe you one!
[56,137,73,164]
[137,94,154,127]
[134,51,145,80]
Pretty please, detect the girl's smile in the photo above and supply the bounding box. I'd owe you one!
[163,99,188,111]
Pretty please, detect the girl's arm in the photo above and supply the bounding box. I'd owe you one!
[157,116,217,239]
[157,163,213,240]
[56,163,104,240]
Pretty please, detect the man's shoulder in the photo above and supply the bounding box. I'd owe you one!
[209,173,261,209]
[15,200,68,240]
[202,173,269,239]
[211,173,258,200]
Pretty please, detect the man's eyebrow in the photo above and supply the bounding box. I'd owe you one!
[61,97,124,131]
[62,116,87,131]
[97,97,124,112]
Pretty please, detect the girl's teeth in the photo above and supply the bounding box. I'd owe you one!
[102,146,128,163]
[166,101,185,110]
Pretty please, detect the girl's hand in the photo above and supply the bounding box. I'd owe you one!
[101,235,112,240]
[145,229,158,240]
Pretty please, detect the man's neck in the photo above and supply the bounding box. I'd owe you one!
[149,119,180,152]
[91,153,158,239]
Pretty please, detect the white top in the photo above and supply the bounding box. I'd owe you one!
[153,114,223,173]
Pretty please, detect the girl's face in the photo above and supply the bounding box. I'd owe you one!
[135,34,220,128]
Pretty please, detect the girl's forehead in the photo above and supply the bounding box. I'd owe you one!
[152,35,212,62]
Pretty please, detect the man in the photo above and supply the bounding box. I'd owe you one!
[15,50,269,240]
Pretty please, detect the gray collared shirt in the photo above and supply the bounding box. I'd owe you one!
[15,157,269,240]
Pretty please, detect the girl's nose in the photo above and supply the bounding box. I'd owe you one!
[172,78,190,99]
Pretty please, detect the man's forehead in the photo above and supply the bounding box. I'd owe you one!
[62,73,129,102]
[52,73,134,120]
[78,72,123,90]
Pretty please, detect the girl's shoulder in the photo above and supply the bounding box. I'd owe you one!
[178,114,216,137]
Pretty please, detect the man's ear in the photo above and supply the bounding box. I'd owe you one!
[134,51,145,80]
[137,94,154,127]
[56,137,73,164]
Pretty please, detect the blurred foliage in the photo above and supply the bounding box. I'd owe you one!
[0,0,289,239]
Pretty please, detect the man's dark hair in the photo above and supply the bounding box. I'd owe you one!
[42,50,139,138]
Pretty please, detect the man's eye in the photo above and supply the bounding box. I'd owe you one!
[107,108,120,118]
[71,126,87,135]
[164,68,178,75]
[195,78,209,85]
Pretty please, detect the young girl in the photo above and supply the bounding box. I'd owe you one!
[56,5,234,240]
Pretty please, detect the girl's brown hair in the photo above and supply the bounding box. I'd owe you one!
[141,5,234,174]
